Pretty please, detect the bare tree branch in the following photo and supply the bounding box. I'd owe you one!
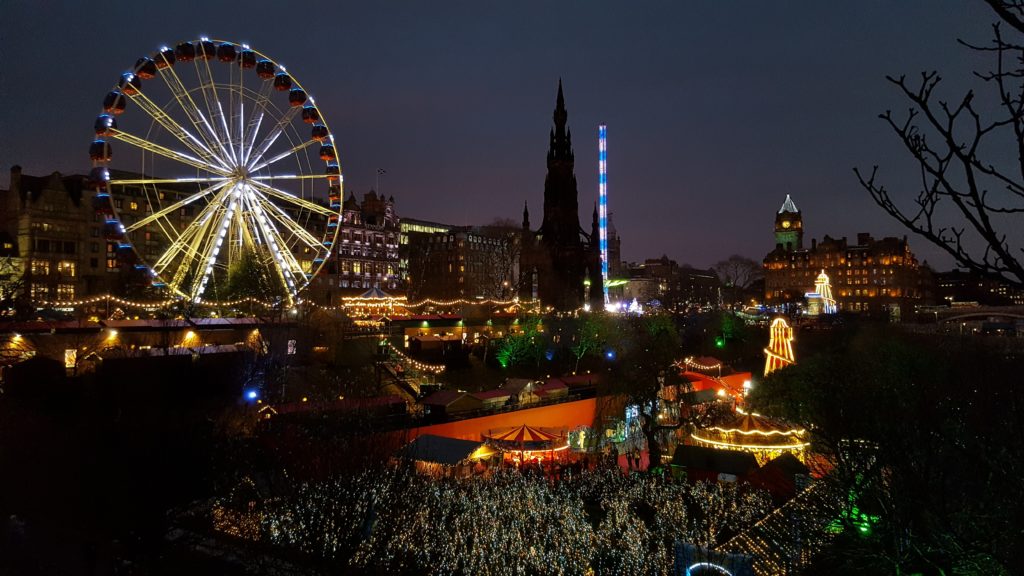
[858,9,1024,288]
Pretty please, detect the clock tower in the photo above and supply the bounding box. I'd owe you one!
[774,194,802,251]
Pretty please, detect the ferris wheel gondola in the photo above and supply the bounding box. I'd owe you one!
[88,38,341,306]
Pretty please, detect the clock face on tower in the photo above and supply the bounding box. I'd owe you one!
[775,214,802,250]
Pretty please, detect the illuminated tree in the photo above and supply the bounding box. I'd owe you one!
[494,315,546,370]
[569,312,608,372]
[857,0,1024,289]
[686,480,772,549]
[0,256,29,319]
[607,313,682,470]
[219,247,287,303]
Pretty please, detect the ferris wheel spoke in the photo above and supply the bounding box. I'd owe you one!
[250,173,334,181]
[109,176,229,186]
[245,105,302,170]
[240,80,274,164]
[233,67,251,166]
[110,129,229,175]
[156,64,232,166]
[240,194,295,296]
[192,58,235,166]
[192,191,241,299]
[153,185,234,272]
[250,201,307,292]
[242,111,265,166]
[125,87,228,171]
[247,139,318,172]
[124,180,230,233]
[248,180,336,217]
[253,193,327,251]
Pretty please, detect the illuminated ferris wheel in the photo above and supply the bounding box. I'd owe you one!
[88,39,341,305]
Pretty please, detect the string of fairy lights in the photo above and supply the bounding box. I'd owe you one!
[680,356,723,372]
[33,293,535,313]
[381,340,446,374]
[721,481,842,573]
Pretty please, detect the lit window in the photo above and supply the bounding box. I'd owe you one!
[58,261,76,277]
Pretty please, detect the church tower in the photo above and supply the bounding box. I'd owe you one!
[775,194,803,251]
[520,80,601,310]
[540,80,581,247]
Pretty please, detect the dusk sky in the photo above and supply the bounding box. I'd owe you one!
[0,1,996,269]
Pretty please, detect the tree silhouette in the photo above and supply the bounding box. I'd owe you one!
[857,0,1024,289]
[749,326,1024,573]
[220,247,286,302]
[713,255,762,291]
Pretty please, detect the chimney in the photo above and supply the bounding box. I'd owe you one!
[9,165,24,209]
[10,165,22,193]
[811,238,817,250]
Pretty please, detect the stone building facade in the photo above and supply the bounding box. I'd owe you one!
[406,226,519,301]
[335,190,400,291]
[763,195,928,315]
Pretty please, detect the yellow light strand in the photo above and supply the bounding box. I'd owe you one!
[690,433,810,450]
[705,426,806,436]
[383,341,446,373]
[681,356,723,371]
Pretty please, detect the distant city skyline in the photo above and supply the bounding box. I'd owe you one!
[0,1,996,269]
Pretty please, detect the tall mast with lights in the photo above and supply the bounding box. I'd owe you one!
[598,124,609,306]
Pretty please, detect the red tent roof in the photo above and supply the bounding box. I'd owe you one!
[421,390,468,407]
[472,389,513,401]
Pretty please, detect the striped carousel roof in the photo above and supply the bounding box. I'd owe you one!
[359,286,392,299]
[483,425,567,451]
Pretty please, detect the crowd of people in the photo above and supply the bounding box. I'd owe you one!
[220,464,772,575]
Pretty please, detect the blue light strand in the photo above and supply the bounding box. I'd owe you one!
[598,125,610,305]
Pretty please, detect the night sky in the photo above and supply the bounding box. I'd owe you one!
[0,1,997,269]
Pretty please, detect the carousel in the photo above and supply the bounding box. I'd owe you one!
[691,411,809,465]
[483,425,569,464]
[341,286,408,322]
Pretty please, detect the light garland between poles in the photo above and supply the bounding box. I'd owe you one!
[34,294,538,314]
[382,341,446,374]
[681,356,722,371]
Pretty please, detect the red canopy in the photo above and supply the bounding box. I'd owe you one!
[483,425,567,451]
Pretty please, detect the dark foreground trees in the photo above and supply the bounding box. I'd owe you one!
[748,327,1024,573]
